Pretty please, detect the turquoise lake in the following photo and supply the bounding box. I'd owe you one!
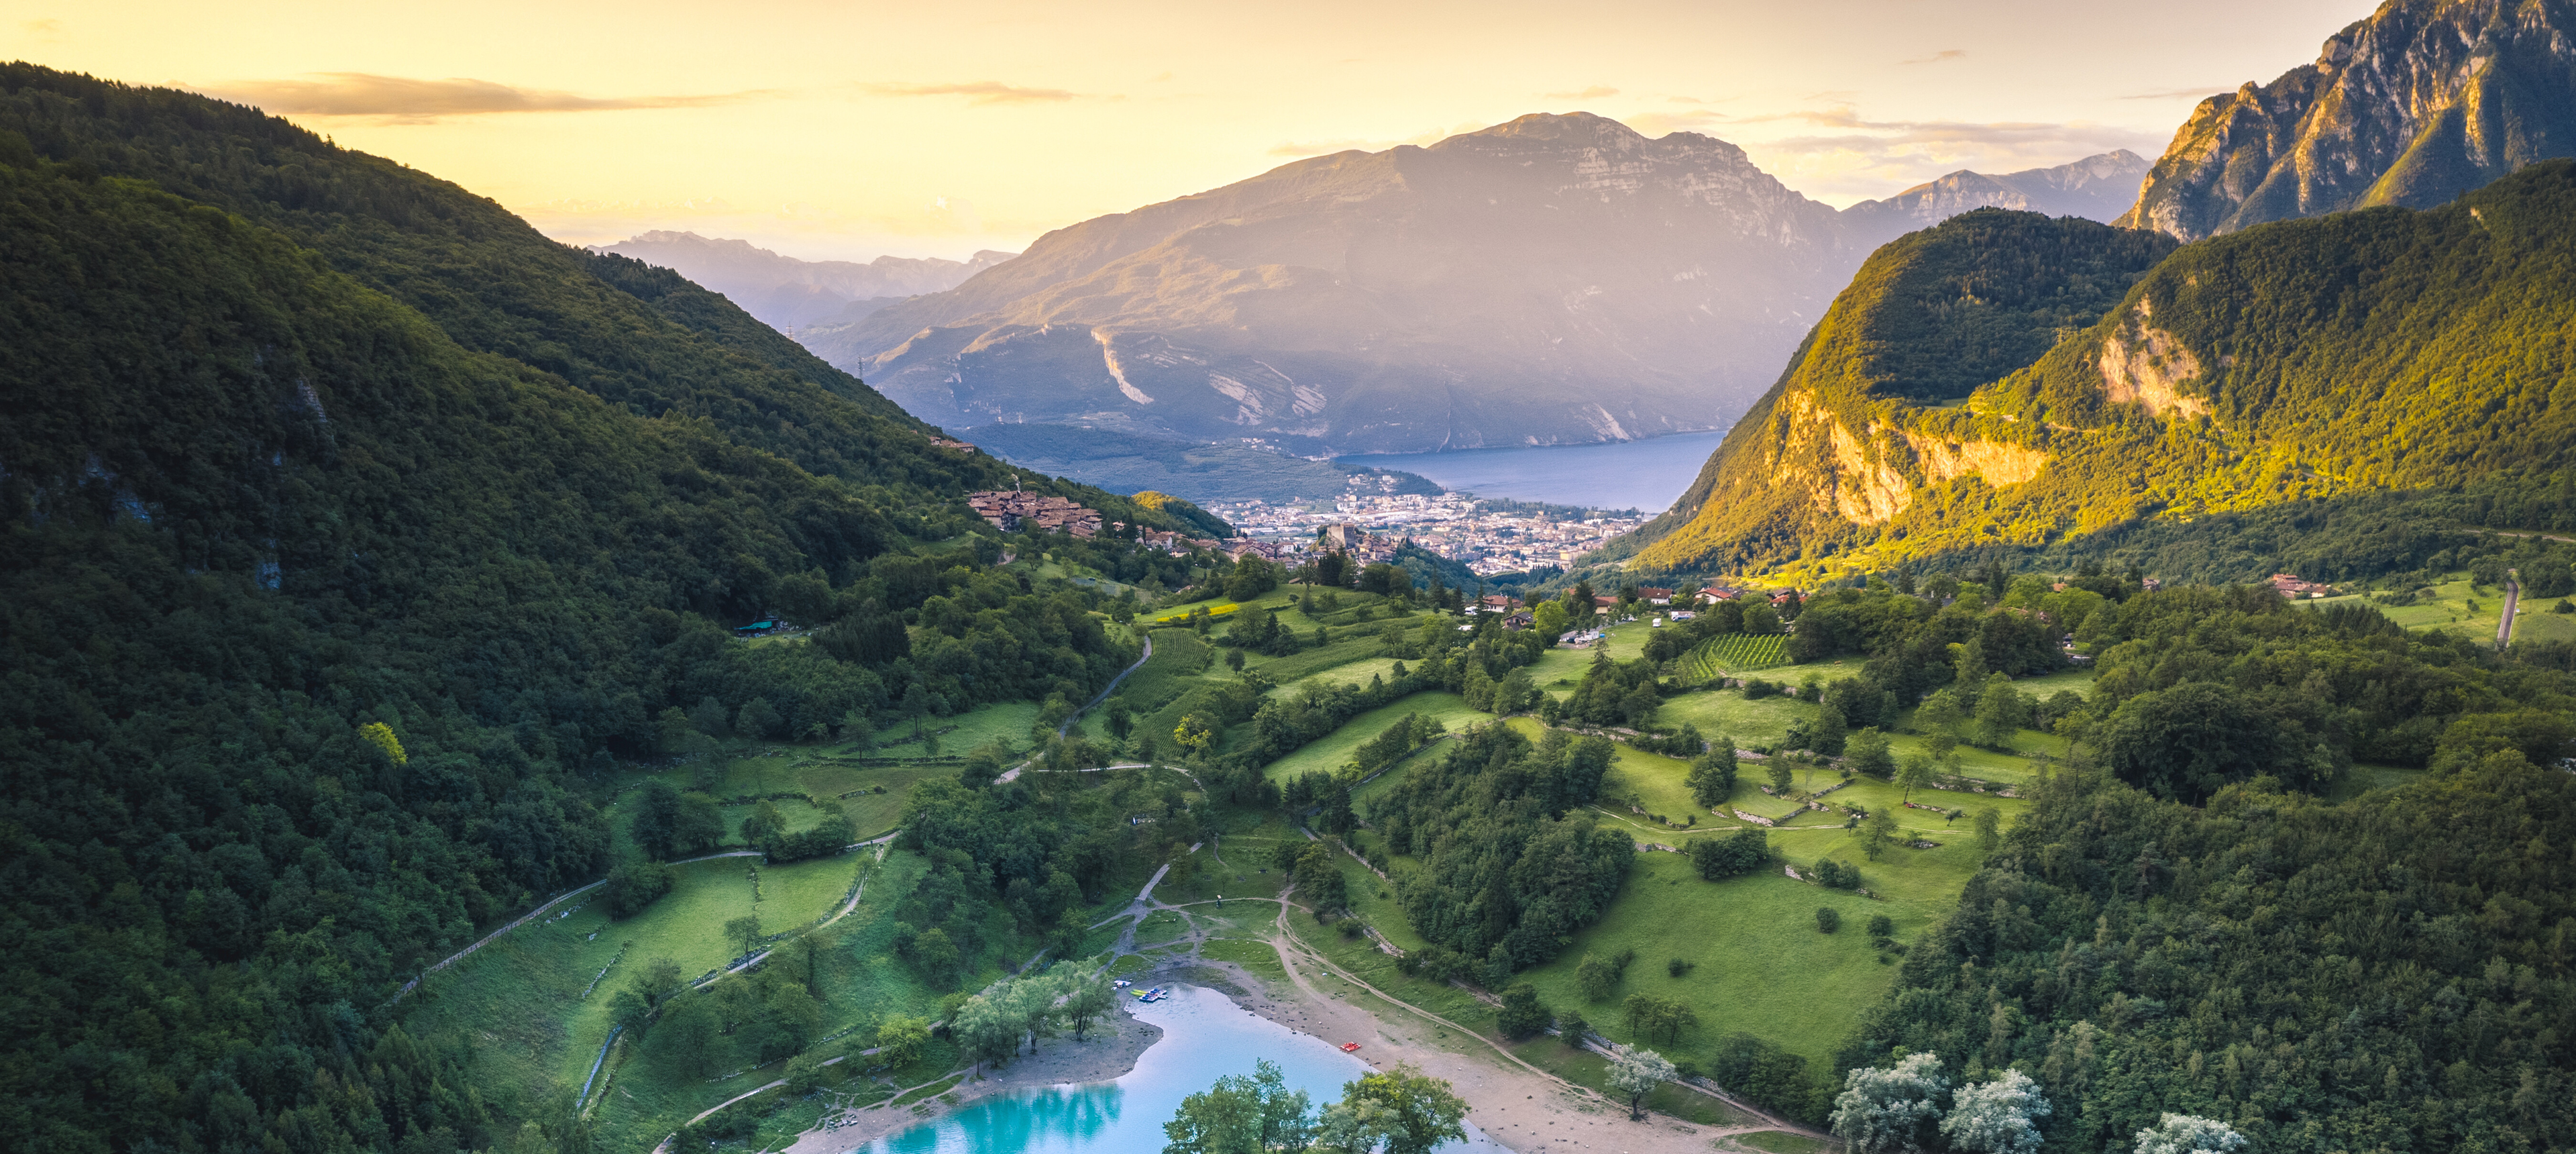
[1340,429,1729,514]
[851,985,1501,1153]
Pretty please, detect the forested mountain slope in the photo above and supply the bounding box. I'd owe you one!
[0,70,1213,1154]
[1624,210,2175,573]
[0,63,1034,507]
[1631,161,2576,577]
[2121,0,2576,240]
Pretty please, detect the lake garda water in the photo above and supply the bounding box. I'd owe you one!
[1340,429,1728,514]
[853,985,1499,1153]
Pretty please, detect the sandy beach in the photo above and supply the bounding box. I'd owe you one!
[1173,955,1750,1154]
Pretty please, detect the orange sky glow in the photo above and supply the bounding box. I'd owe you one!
[9,0,2380,262]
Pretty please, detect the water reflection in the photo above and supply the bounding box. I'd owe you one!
[851,985,1496,1153]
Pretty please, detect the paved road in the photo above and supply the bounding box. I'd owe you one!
[2499,569,2522,652]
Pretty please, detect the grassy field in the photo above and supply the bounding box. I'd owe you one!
[1262,690,1483,783]
[400,847,871,1093]
[866,700,1041,759]
[402,839,998,1152]
[2298,569,2576,649]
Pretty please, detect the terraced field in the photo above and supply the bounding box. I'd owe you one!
[1675,633,1790,684]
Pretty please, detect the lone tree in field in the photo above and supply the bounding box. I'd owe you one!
[723,914,761,959]
[1863,807,1900,860]
[1604,1045,1678,1120]
[1830,1052,1949,1154]
[1894,751,1935,803]
[1686,740,1739,806]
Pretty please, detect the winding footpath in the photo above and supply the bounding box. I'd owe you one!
[994,631,1153,785]
[397,833,900,1005]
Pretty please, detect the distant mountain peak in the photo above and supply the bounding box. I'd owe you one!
[595,234,1014,331]
[1840,150,2152,233]
[1447,110,1644,144]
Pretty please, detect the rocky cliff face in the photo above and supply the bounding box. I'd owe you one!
[2120,0,2576,240]
[805,113,1859,452]
[1627,210,2176,573]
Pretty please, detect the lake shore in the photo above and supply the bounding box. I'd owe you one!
[1175,954,1754,1154]
[777,1008,1164,1154]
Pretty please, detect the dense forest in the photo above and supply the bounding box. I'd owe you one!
[1835,757,2576,1154]
[1373,723,1629,973]
[0,68,1229,1154]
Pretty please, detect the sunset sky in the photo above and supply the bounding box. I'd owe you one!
[11,0,2379,262]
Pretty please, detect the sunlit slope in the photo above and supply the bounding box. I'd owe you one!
[1635,162,2576,576]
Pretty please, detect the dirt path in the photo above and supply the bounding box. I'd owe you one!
[691,837,899,992]
[994,631,1157,785]
[1228,892,1805,1153]
[388,847,774,1004]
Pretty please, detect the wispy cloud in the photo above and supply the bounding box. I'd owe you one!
[21,18,63,36]
[201,73,770,122]
[2121,85,2233,101]
[1544,85,1619,100]
[1901,49,1968,65]
[859,81,1081,105]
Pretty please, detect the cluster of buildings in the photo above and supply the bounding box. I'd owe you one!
[966,489,1104,538]
[2269,573,2340,599]
[1205,490,1647,576]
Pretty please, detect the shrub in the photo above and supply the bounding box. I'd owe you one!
[1667,957,1697,978]
[1817,907,1841,933]
[600,858,674,918]
[1690,827,1771,880]
[1496,982,1553,1039]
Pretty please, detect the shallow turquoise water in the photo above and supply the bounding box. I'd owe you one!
[1340,429,1730,514]
[852,985,1499,1153]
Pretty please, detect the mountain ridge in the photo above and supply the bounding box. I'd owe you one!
[2120,0,2576,239]
[596,231,1014,330]
[805,113,2151,454]
[1841,150,2149,233]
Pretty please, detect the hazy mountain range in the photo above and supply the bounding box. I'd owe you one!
[1841,150,2149,233]
[594,231,1014,330]
[773,117,2145,454]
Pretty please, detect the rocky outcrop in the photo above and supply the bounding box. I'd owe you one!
[2120,0,2576,240]
[1623,211,2177,574]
